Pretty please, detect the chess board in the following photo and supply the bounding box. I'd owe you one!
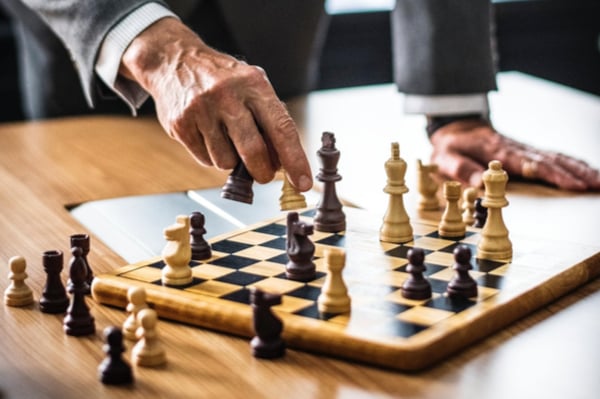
[91,207,600,371]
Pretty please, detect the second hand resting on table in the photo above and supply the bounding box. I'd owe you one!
[119,18,600,193]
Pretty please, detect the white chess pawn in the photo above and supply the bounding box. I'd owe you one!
[279,173,307,211]
[123,286,148,341]
[132,308,167,367]
[461,187,478,226]
[438,181,466,238]
[4,256,34,307]
[317,248,351,314]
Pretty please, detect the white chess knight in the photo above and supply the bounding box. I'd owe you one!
[161,215,193,286]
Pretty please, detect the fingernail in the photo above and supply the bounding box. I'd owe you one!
[469,171,484,188]
[298,174,313,192]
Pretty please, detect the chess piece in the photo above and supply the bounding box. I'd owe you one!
[285,212,316,281]
[401,248,432,300]
[313,132,346,233]
[132,308,167,367]
[473,197,488,228]
[221,162,254,204]
[417,159,440,211]
[4,256,34,307]
[123,287,148,341]
[477,160,512,261]
[70,233,93,294]
[161,215,193,286]
[380,142,413,243]
[250,288,285,359]
[39,250,69,313]
[190,211,212,261]
[446,245,478,298]
[461,187,478,226]
[317,248,351,314]
[98,327,134,385]
[438,181,466,239]
[63,247,96,336]
[279,173,307,211]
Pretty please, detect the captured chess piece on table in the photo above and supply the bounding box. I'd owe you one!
[477,160,512,262]
[438,181,466,239]
[446,245,478,299]
[250,287,285,359]
[317,248,351,315]
[4,256,34,307]
[98,326,134,385]
[380,142,413,244]
[190,211,211,261]
[40,250,69,313]
[123,286,149,341]
[417,159,440,211]
[162,215,193,286]
[64,246,95,336]
[132,308,167,367]
[314,131,346,233]
[221,162,254,204]
[285,212,316,281]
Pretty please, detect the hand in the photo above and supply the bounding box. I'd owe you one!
[119,18,312,191]
[429,118,600,191]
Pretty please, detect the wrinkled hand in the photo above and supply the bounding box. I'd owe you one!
[120,18,312,191]
[429,118,600,191]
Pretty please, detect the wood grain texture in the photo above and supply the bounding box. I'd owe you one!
[1,74,600,397]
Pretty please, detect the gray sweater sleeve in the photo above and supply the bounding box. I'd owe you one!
[15,0,168,105]
[391,0,497,95]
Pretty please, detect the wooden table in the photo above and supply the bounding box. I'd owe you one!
[0,72,599,398]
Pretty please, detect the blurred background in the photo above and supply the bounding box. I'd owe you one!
[1,0,598,122]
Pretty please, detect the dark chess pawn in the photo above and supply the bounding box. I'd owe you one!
[401,248,432,300]
[250,288,285,359]
[98,327,134,385]
[285,212,316,281]
[221,162,254,204]
[190,211,212,260]
[473,197,488,228]
[446,245,478,298]
[63,247,96,336]
[39,250,69,314]
[69,234,93,295]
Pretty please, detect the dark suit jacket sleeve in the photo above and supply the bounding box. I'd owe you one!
[391,0,497,95]
[14,0,168,105]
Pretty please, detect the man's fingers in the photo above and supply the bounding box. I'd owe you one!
[431,150,486,188]
[224,110,275,184]
[250,97,313,192]
[554,153,600,190]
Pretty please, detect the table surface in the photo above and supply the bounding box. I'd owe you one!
[0,72,599,398]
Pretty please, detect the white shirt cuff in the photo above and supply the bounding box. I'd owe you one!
[403,93,489,116]
[95,3,178,115]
